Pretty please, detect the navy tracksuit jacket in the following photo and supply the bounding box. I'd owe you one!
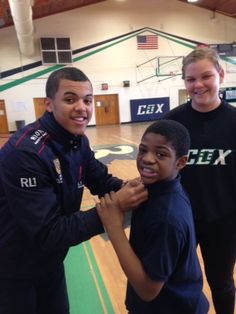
[0,111,122,279]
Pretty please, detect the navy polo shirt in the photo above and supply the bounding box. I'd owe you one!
[125,176,209,314]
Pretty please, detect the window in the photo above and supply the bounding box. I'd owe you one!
[40,37,72,65]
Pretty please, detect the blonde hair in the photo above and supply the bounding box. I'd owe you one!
[182,47,222,79]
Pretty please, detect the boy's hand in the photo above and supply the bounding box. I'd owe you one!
[96,191,124,232]
[116,177,148,211]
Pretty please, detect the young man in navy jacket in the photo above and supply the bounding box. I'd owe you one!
[0,67,148,314]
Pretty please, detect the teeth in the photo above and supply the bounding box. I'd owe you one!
[75,117,85,121]
[195,91,206,95]
[142,167,153,173]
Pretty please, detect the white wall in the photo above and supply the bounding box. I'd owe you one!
[1,0,236,131]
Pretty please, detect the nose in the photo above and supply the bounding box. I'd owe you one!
[73,99,86,111]
[142,152,156,164]
[194,79,204,88]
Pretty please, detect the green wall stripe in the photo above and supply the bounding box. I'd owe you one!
[0,27,198,92]
[220,55,236,65]
[73,28,196,64]
[0,64,64,92]
[1,26,234,93]
[73,31,142,62]
[151,31,196,49]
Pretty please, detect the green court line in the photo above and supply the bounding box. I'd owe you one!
[64,240,115,314]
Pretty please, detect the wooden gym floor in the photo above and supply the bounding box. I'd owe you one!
[1,122,235,314]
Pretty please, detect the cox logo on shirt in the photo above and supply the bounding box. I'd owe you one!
[130,97,170,122]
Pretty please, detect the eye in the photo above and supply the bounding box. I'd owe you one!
[156,152,165,158]
[83,98,93,105]
[64,96,75,104]
[202,74,214,80]
[156,150,169,159]
[186,78,195,83]
[138,146,146,155]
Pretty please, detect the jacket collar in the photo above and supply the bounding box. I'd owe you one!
[39,111,82,150]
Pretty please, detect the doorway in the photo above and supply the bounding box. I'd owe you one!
[0,100,9,134]
[179,89,190,105]
[94,94,120,126]
[34,98,47,119]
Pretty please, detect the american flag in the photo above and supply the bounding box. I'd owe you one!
[137,35,158,49]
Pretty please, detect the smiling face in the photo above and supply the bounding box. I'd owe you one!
[136,132,187,185]
[45,79,93,136]
[184,59,224,112]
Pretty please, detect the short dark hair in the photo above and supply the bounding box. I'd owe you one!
[46,67,91,99]
[143,119,190,158]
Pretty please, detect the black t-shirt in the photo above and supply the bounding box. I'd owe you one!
[164,101,236,222]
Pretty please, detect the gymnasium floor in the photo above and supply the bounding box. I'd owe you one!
[1,122,235,314]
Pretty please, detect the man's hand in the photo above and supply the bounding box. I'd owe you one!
[116,177,148,211]
[96,191,124,233]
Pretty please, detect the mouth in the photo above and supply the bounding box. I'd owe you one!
[194,90,207,96]
[72,116,87,124]
[140,167,157,178]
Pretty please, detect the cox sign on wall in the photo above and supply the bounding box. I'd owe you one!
[130,97,169,122]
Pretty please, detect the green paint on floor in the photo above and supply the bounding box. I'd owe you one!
[64,241,115,314]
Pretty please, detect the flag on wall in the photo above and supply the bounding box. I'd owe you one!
[137,35,158,49]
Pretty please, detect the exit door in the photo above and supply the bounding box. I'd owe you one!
[94,94,120,126]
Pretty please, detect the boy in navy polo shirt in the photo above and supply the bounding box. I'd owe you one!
[96,119,209,314]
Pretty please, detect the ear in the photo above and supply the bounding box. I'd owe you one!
[219,68,225,84]
[45,97,53,112]
[176,155,188,171]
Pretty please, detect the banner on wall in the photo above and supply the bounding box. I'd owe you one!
[130,97,170,122]
[220,87,236,102]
